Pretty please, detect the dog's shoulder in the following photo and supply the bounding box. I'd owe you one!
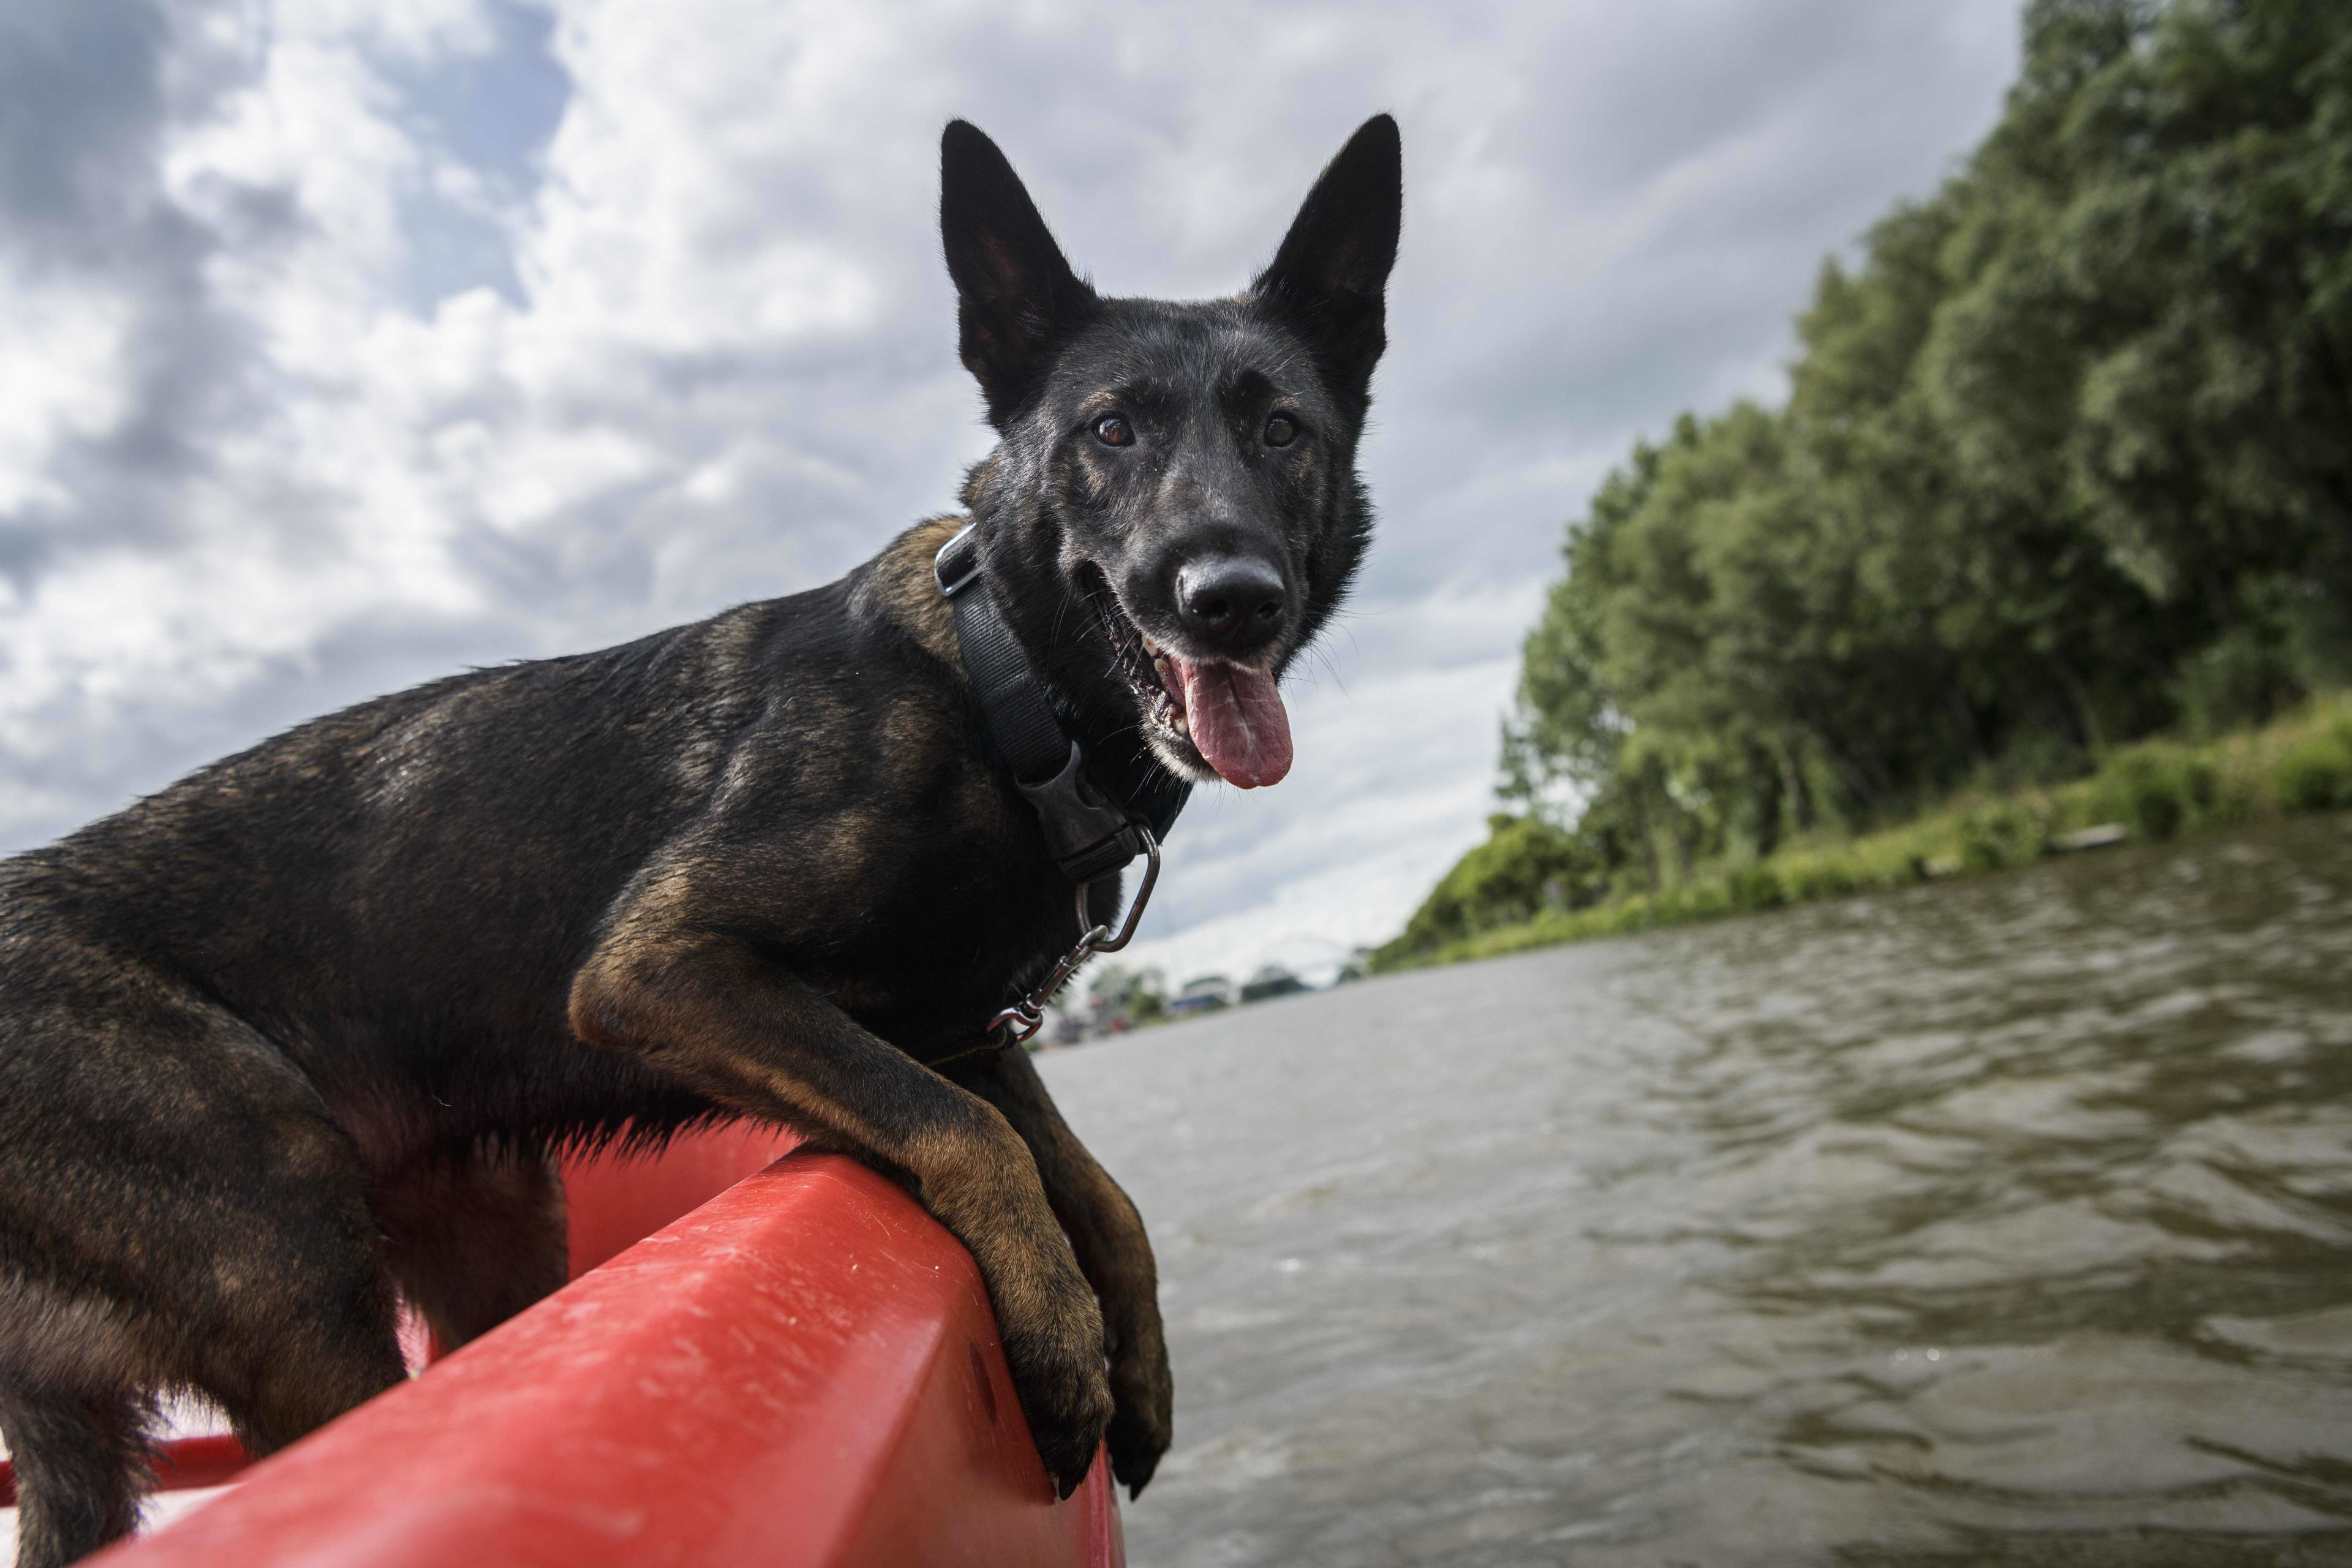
[845,514,967,677]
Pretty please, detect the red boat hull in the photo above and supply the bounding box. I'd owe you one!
[1,1129,1125,1566]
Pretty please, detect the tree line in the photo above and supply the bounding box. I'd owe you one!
[1388,0,2352,960]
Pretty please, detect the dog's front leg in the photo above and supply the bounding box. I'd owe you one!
[942,1046,1172,1497]
[569,927,1111,1496]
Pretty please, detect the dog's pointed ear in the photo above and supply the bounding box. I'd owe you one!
[941,121,1099,425]
[1251,114,1402,413]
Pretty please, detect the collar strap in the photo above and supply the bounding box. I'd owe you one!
[935,525,1174,885]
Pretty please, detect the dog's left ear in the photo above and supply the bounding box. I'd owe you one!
[941,120,1101,425]
[1252,114,1403,414]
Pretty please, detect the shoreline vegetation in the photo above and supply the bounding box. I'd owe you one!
[1371,693,2352,973]
[1374,0,2351,976]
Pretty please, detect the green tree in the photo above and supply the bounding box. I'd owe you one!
[1085,965,1166,1028]
[1389,0,2352,968]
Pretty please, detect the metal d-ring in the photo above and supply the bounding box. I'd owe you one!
[1077,826,1158,954]
[989,827,1161,1044]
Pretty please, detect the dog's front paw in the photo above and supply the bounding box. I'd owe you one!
[1000,1280,1114,1498]
[1101,1290,1172,1496]
[1106,1325,1171,1497]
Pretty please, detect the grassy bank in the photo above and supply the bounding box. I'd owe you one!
[1374,693,2352,973]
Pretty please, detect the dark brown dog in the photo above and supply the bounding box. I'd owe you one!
[0,115,1398,1566]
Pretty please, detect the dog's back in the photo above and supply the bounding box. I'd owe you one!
[0,551,1034,1148]
[0,565,992,1557]
[1,599,772,1134]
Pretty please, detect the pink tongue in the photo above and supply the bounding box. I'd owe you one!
[1172,657,1292,788]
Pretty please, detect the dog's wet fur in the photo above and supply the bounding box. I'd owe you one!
[0,115,1398,1564]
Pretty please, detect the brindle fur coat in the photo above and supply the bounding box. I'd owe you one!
[0,115,1400,1566]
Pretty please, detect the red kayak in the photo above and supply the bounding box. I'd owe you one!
[1,1126,1124,1567]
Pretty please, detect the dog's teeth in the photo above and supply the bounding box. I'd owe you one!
[1170,708,1189,739]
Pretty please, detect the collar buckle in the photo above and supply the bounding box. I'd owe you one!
[1016,740,1150,886]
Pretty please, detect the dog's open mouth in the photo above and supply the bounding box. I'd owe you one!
[1095,588,1293,790]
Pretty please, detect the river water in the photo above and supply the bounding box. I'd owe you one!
[1039,815,2352,1567]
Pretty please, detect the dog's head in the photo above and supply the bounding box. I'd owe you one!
[942,116,1400,792]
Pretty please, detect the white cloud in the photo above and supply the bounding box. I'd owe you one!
[0,271,133,513]
[0,0,2019,971]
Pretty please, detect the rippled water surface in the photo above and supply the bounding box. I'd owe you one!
[1039,816,2352,1567]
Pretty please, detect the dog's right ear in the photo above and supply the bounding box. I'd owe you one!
[941,121,1099,426]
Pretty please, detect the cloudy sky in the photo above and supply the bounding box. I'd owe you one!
[0,0,2020,988]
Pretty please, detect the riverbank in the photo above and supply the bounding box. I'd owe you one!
[1374,693,2352,973]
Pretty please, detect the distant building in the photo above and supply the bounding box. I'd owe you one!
[1240,965,1308,1003]
[1167,974,1231,1017]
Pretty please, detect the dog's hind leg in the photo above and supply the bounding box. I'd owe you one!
[375,1147,570,1354]
[0,958,409,1555]
[164,1119,410,1464]
[0,1384,150,1568]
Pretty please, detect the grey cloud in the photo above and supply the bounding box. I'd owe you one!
[0,0,265,576]
[0,0,2021,971]
[0,0,169,234]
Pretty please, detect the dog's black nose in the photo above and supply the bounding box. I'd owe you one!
[1175,556,1286,655]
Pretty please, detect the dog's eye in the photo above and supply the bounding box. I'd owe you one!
[1264,414,1298,448]
[1094,415,1134,448]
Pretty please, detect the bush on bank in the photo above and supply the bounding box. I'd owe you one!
[1372,694,2352,973]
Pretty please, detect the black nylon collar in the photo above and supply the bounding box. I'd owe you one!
[934,525,1188,884]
